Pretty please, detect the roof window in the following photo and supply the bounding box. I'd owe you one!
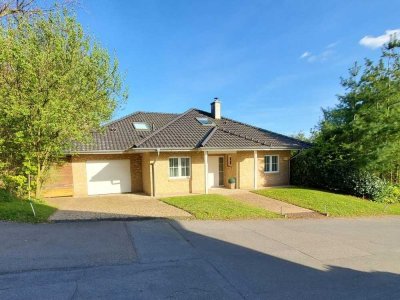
[132,122,150,130]
[196,117,214,126]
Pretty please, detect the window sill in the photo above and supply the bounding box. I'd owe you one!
[168,177,191,181]
[264,171,280,174]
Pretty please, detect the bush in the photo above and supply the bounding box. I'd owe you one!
[0,189,15,202]
[291,150,386,200]
[376,185,400,204]
[1,174,27,197]
[341,170,386,200]
[228,177,236,184]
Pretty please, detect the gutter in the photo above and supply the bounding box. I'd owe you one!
[151,148,161,197]
[129,147,305,152]
[68,147,306,155]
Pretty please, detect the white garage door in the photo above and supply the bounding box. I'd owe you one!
[86,160,131,195]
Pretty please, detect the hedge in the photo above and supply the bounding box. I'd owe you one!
[290,149,386,200]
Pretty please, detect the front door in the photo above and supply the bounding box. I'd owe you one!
[208,156,224,188]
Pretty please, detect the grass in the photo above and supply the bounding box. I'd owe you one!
[161,194,280,220]
[254,187,400,217]
[0,189,56,223]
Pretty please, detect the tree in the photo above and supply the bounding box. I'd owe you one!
[319,39,400,183]
[290,130,316,143]
[0,9,127,197]
[0,0,74,18]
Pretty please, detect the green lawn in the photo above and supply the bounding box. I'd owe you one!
[0,190,56,223]
[161,194,280,220]
[254,187,400,217]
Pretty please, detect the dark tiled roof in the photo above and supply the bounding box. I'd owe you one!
[73,112,178,152]
[73,109,309,152]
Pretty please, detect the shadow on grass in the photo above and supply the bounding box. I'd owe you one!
[0,214,398,298]
[0,196,56,223]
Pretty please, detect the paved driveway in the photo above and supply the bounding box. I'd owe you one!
[46,194,191,221]
[0,217,399,299]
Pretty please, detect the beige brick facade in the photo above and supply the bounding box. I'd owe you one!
[257,150,291,188]
[145,151,205,197]
[71,153,143,197]
[44,150,291,197]
[231,150,291,189]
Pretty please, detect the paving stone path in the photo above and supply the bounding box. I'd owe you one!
[211,188,321,217]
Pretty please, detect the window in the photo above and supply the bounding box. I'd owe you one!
[218,157,224,186]
[169,157,191,178]
[132,122,150,130]
[196,117,214,126]
[264,155,279,173]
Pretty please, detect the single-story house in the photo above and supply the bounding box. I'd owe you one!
[43,99,309,197]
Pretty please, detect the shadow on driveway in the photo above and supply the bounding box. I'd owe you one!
[0,215,399,298]
[45,194,192,221]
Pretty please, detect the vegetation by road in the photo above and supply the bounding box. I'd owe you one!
[0,4,126,198]
[0,190,56,223]
[254,187,400,217]
[161,194,280,220]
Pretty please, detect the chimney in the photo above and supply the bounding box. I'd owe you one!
[211,97,221,120]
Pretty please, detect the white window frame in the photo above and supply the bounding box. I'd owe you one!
[169,157,191,179]
[264,155,279,173]
[132,122,150,130]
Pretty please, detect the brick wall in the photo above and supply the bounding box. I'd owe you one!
[44,150,291,197]
[257,150,291,187]
[144,151,205,197]
[71,153,143,197]
[235,150,291,190]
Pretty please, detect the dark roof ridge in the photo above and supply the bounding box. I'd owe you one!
[199,127,218,147]
[103,111,141,127]
[103,111,179,128]
[219,115,309,147]
[218,127,269,146]
[191,108,306,146]
[132,108,197,148]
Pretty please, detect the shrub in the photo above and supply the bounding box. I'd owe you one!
[228,177,236,184]
[1,174,27,197]
[376,184,400,204]
[291,150,386,200]
[341,171,386,199]
[0,189,15,202]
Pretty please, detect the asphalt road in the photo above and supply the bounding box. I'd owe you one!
[0,217,399,299]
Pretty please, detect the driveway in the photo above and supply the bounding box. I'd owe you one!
[0,217,399,299]
[46,194,191,221]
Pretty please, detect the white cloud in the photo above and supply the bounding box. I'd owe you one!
[326,41,339,49]
[300,42,337,63]
[300,50,333,63]
[359,29,400,49]
[300,51,311,59]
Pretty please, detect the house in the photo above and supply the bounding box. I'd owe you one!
[42,99,309,197]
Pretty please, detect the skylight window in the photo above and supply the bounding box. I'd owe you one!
[132,122,150,130]
[196,117,214,126]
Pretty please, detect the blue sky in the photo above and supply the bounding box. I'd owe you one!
[76,0,400,135]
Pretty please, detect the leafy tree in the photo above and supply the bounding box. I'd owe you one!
[318,39,400,184]
[0,9,127,197]
[290,130,316,143]
[292,37,400,201]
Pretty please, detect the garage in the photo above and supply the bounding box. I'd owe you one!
[86,160,132,195]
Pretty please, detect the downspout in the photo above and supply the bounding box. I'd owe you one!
[151,148,161,197]
[204,151,208,194]
[289,150,302,185]
[253,150,258,190]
